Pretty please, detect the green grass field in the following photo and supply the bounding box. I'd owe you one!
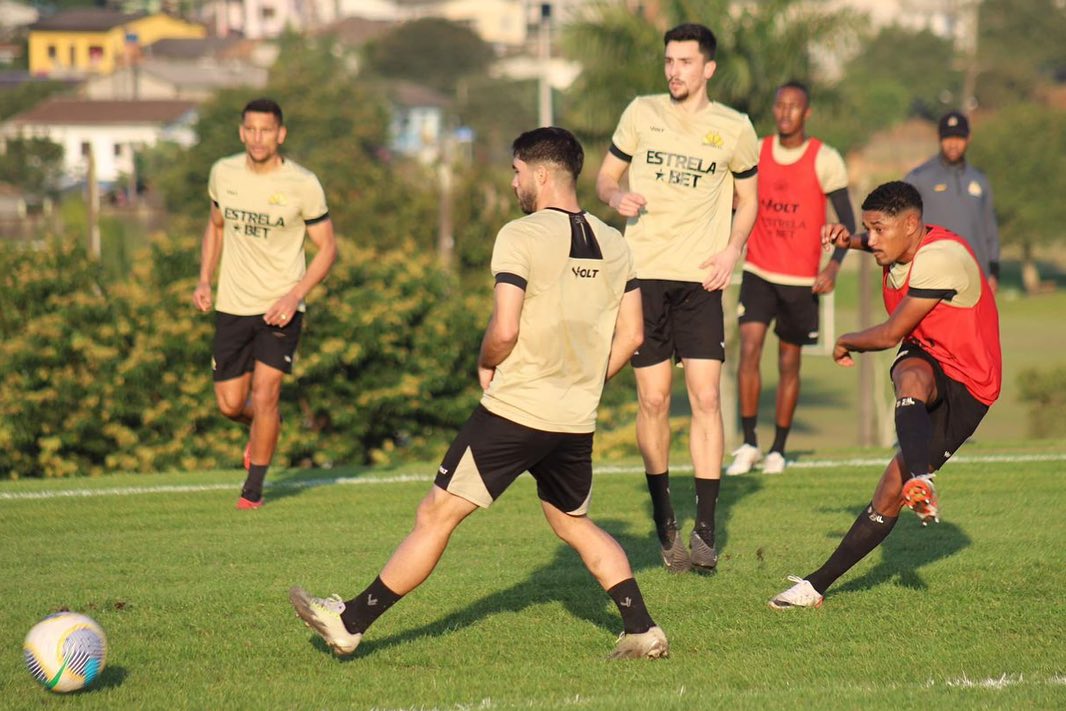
[3,452,1064,709]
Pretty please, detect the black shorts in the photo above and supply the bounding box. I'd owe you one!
[891,341,989,471]
[212,311,303,382]
[737,271,820,346]
[631,279,725,367]
[434,405,595,515]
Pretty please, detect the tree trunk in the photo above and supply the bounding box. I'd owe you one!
[1021,242,1041,295]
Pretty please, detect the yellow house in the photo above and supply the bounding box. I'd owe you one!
[28,9,205,77]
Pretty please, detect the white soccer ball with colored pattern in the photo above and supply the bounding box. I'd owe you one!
[23,612,108,693]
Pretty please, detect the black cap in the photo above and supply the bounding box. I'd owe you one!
[938,110,970,139]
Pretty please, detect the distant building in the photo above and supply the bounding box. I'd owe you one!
[0,0,39,31]
[27,10,206,78]
[386,80,451,164]
[0,98,197,187]
[82,58,268,101]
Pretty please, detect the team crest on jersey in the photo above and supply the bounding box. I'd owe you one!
[967,180,983,197]
[702,131,724,148]
[268,192,287,206]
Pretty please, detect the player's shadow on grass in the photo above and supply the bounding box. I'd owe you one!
[316,476,761,660]
[337,519,657,660]
[262,465,387,505]
[828,502,972,597]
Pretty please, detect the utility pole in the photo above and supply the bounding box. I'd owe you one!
[857,255,875,446]
[537,2,553,127]
[86,143,100,260]
[959,0,981,113]
[437,132,454,272]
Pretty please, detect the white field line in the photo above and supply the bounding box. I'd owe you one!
[1,452,1065,503]
[363,674,1066,710]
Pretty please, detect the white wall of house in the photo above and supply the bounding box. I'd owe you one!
[3,121,196,187]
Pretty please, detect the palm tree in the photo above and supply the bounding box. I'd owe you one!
[560,0,857,144]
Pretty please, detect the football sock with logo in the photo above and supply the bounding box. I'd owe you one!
[693,478,721,543]
[341,576,403,634]
[607,578,655,634]
[645,472,677,546]
[770,425,790,455]
[741,416,758,447]
[895,397,932,478]
[241,464,269,502]
[805,504,898,595]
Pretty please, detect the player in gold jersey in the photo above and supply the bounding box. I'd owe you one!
[596,23,759,573]
[193,98,337,509]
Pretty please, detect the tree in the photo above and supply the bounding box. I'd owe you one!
[362,17,494,95]
[143,34,438,252]
[967,103,1066,293]
[814,27,961,152]
[560,0,856,144]
[0,137,63,196]
[976,0,1066,109]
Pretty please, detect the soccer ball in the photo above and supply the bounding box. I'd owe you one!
[23,612,108,693]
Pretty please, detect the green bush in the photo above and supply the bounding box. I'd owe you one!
[0,235,484,478]
[1016,365,1066,439]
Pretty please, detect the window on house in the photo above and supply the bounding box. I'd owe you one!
[261,5,276,20]
[89,46,104,65]
[81,141,91,157]
[47,45,57,59]
[69,46,76,66]
[113,144,122,158]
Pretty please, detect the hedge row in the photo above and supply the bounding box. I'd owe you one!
[0,235,484,478]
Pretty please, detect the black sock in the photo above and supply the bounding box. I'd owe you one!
[607,578,655,634]
[770,424,790,455]
[341,576,404,634]
[645,472,677,545]
[693,478,721,542]
[241,464,269,502]
[806,504,898,594]
[895,397,931,479]
[741,416,758,447]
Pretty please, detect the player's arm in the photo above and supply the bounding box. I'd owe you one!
[982,180,1001,291]
[263,218,338,326]
[832,295,941,366]
[193,203,224,312]
[604,284,643,381]
[478,282,524,390]
[596,152,646,218]
[699,172,757,291]
[821,222,873,252]
[813,189,857,295]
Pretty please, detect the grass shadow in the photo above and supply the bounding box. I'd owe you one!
[88,665,128,692]
[828,501,972,598]
[261,464,417,505]
[318,474,762,660]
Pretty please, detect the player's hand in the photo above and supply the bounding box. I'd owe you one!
[609,190,647,218]
[987,275,999,295]
[812,261,840,295]
[833,340,855,367]
[265,293,300,327]
[478,364,495,391]
[821,223,851,251]
[699,243,741,292]
[193,282,212,312]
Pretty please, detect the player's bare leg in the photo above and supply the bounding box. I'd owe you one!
[682,357,724,571]
[635,361,689,571]
[730,322,768,474]
[541,502,667,659]
[764,340,802,473]
[214,372,253,425]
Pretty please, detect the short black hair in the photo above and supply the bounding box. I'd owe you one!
[242,98,283,125]
[512,127,584,182]
[664,23,717,61]
[778,80,811,104]
[861,181,924,216]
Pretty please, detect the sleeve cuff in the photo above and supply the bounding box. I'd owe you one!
[608,143,632,163]
[495,272,527,290]
[989,261,1000,279]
